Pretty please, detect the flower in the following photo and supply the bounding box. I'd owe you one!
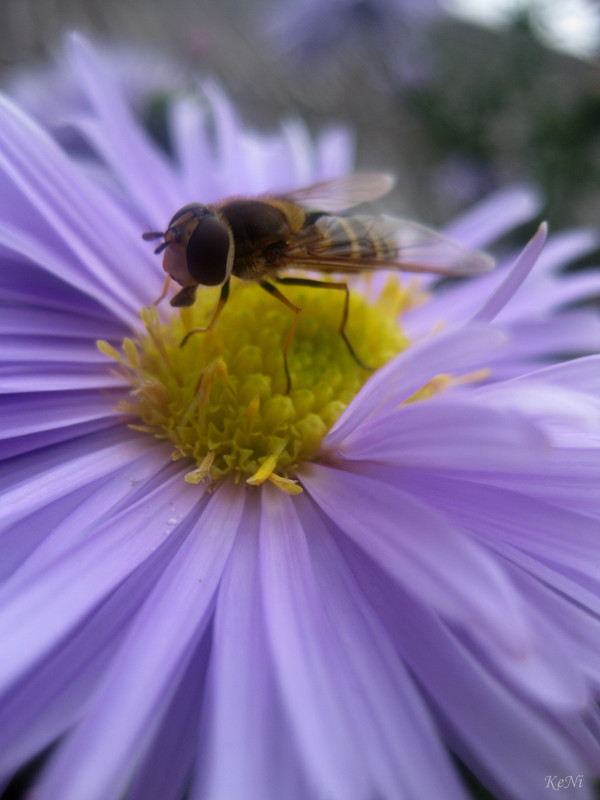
[5,42,182,133]
[3,43,186,162]
[2,35,600,800]
[268,0,443,86]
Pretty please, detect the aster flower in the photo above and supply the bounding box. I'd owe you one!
[4,43,185,162]
[5,42,181,131]
[2,35,600,800]
[268,0,443,87]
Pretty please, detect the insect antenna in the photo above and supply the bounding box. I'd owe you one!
[141,230,170,255]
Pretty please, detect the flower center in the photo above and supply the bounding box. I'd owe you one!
[99,278,413,493]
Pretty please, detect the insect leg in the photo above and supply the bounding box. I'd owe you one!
[275,277,373,371]
[153,274,172,306]
[180,279,230,347]
[259,281,302,394]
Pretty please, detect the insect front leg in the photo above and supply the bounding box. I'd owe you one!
[180,279,230,347]
[152,274,172,306]
[275,277,373,372]
[259,281,302,394]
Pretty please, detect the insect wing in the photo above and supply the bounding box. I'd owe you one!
[276,172,395,212]
[284,214,494,277]
[386,216,494,276]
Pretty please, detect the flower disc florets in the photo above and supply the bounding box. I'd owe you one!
[100,279,409,492]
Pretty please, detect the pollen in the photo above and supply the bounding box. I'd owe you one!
[99,278,411,493]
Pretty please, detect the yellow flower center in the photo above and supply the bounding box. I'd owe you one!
[99,278,416,492]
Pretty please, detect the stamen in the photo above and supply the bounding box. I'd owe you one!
[99,279,422,492]
[185,451,216,485]
[267,473,303,495]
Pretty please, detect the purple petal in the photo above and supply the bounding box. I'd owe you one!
[382,465,600,680]
[125,637,211,800]
[402,266,503,339]
[404,249,600,340]
[0,508,190,779]
[0,96,152,323]
[0,364,126,393]
[0,257,117,322]
[202,80,255,196]
[0,470,201,697]
[507,561,600,690]
[259,485,371,799]
[531,228,599,276]
[338,396,548,469]
[68,34,183,222]
[346,546,597,799]
[502,448,600,516]
[0,484,96,583]
[399,469,600,587]
[294,492,470,800]
[0,218,138,327]
[300,464,532,658]
[500,272,600,320]
[32,482,243,800]
[0,391,119,441]
[2,443,173,585]
[0,429,155,533]
[472,223,548,322]
[279,119,315,188]
[506,355,600,395]
[2,337,112,364]
[443,185,541,249]
[0,416,120,460]
[315,126,354,179]
[168,98,221,201]
[499,312,600,359]
[325,324,507,448]
[472,379,600,436]
[0,306,127,339]
[194,490,311,800]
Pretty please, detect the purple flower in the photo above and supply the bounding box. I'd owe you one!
[5,43,180,130]
[4,43,184,159]
[2,35,600,800]
[269,0,443,87]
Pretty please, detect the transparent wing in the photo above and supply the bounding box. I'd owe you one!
[283,214,495,277]
[275,173,395,212]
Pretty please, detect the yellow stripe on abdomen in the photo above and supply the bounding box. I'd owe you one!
[326,216,398,261]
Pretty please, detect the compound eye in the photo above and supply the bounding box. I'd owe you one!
[186,215,230,286]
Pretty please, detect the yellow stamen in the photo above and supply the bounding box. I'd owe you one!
[185,451,216,484]
[246,454,279,486]
[98,278,432,492]
[267,473,303,495]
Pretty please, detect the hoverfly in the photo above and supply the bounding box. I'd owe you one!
[143,173,493,392]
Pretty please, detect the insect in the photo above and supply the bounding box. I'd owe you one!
[143,173,494,392]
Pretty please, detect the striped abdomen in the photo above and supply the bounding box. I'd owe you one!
[306,213,399,263]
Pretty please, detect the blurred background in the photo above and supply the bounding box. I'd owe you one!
[1,0,600,232]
